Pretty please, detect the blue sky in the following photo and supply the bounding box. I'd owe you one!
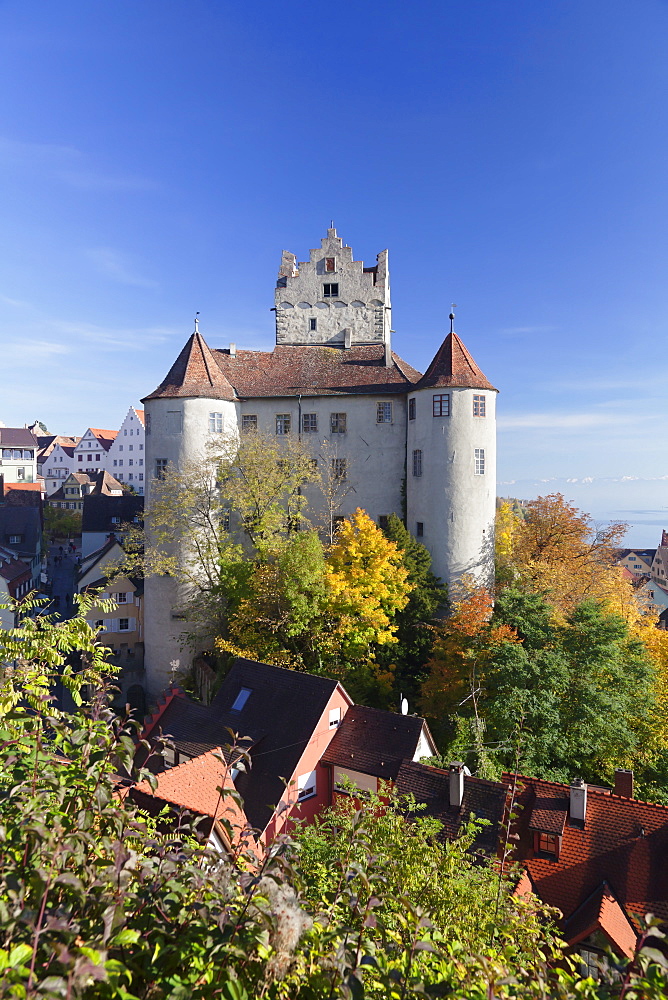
[1,0,667,544]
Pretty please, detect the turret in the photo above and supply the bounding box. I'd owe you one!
[140,320,239,698]
[406,313,497,595]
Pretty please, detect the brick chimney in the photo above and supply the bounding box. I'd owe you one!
[614,769,634,798]
[449,761,465,808]
[569,777,587,822]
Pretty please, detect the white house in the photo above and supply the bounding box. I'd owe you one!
[43,443,78,495]
[140,227,498,697]
[73,428,117,476]
[105,407,146,495]
[0,428,38,485]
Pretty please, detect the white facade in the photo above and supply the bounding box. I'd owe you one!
[142,229,498,699]
[43,444,76,495]
[73,428,116,476]
[106,407,146,495]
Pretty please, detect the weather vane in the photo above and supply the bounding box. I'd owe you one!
[194,311,200,333]
[450,303,457,333]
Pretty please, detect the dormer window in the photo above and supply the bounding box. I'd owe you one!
[325,257,336,272]
[231,686,252,712]
[535,832,559,858]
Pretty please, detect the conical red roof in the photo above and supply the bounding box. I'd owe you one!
[142,332,236,402]
[418,331,497,391]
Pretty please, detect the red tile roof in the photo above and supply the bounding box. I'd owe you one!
[564,882,638,958]
[505,773,668,945]
[143,332,236,401]
[84,429,118,451]
[133,408,145,425]
[134,748,248,830]
[322,705,432,779]
[419,332,497,391]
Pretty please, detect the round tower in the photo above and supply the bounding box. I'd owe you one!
[141,322,239,699]
[406,314,497,597]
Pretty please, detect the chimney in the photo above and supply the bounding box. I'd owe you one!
[229,343,237,357]
[614,768,634,799]
[449,761,465,808]
[343,328,352,350]
[569,777,587,822]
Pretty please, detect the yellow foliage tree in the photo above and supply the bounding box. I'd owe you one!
[325,508,413,660]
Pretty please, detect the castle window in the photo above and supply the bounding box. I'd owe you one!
[323,283,339,297]
[376,402,393,423]
[330,412,347,434]
[309,318,317,331]
[155,458,168,480]
[242,414,258,432]
[325,257,336,272]
[302,413,318,433]
[166,410,182,434]
[409,398,416,420]
[474,449,485,475]
[145,413,151,434]
[276,414,291,435]
[331,458,347,480]
[378,515,389,531]
[209,412,224,433]
[416,522,424,537]
[473,394,486,417]
[412,450,422,477]
[433,394,450,417]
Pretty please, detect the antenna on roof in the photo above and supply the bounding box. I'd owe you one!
[449,304,457,334]
[194,311,200,334]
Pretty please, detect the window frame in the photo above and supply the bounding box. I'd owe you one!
[302,413,318,433]
[376,401,393,424]
[331,457,347,480]
[474,448,485,475]
[323,283,339,298]
[275,413,291,435]
[242,414,258,432]
[330,412,347,434]
[209,412,224,433]
[433,394,450,417]
[408,397,416,420]
[412,449,422,477]
[473,394,486,417]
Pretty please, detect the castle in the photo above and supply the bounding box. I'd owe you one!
[141,228,497,696]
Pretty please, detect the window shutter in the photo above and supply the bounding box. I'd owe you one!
[128,618,136,631]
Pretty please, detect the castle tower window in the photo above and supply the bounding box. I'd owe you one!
[474,449,485,475]
[412,449,422,477]
[408,398,416,420]
[302,413,318,433]
[330,413,347,434]
[155,458,168,480]
[378,515,389,530]
[242,414,258,432]
[276,414,291,435]
[166,410,183,434]
[416,522,424,537]
[323,283,339,297]
[209,412,224,433]
[145,413,151,434]
[325,257,336,272]
[309,318,317,331]
[473,394,486,417]
[376,402,393,423]
[331,458,347,480]
[433,394,450,417]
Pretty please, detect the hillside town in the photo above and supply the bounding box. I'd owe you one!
[3,228,668,995]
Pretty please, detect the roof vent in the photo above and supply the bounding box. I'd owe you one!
[569,777,587,822]
[449,761,465,808]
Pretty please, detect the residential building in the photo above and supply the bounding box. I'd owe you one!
[105,406,146,495]
[0,427,38,484]
[43,443,79,495]
[614,547,656,580]
[141,227,498,696]
[48,470,124,514]
[0,544,32,630]
[73,427,117,475]
[81,493,143,558]
[0,501,42,591]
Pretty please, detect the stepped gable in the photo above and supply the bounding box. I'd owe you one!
[418,331,497,391]
[143,332,236,402]
[212,344,422,398]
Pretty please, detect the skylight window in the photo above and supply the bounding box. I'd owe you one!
[231,686,252,712]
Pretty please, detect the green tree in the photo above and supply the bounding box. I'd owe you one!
[44,506,82,544]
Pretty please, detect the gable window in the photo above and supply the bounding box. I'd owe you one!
[116,593,128,604]
[376,402,392,423]
[124,430,127,436]
[412,449,422,477]
[297,769,317,801]
[209,412,224,433]
[474,449,485,475]
[276,414,291,435]
[325,257,336,272]
[331,458,347,480]
[9,534,21,544]
[242,414,258,432]
[166,410,183,434]
[416,522,424,537]
[329,707,341,728]
[309,318,317,331]
[433,394,450,417]
[473,394,486,417]
[302,413,318,433]
[323,283,339,297]
[231,686,252,712]
[408,397,416,420]
[330,412,347,434]
[155,458,168,480]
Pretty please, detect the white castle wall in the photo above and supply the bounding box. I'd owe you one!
[406,386,497,593]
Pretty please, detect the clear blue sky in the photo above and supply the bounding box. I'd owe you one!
[2,1,667,543]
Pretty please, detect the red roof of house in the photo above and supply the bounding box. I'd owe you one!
[133,408,145,425]
[564,882,638,959]
[505,773,668,949]
[133,748,248,831]
[418,331,497,391]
